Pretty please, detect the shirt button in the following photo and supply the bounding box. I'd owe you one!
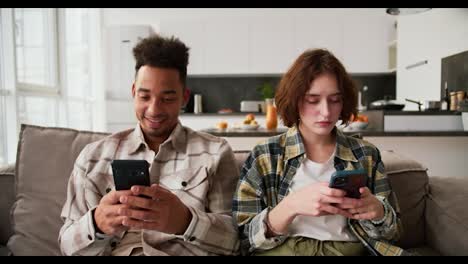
[88,235,93,240]
[189,236,196,242]
[111,241,117,248]
[105,188,111,193]
[181,181,187,187]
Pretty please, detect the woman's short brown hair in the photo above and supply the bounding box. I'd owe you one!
[275,49,357,127]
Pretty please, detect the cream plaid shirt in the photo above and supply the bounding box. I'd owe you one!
[59,122,240,255]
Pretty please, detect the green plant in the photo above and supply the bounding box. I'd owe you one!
[257,82,275,99]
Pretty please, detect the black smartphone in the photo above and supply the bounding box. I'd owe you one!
[111,160,150,191]
[329,169,368,199]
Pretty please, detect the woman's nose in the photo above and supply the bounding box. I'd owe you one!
[320,101,330,117]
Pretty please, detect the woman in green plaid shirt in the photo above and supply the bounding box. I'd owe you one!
[232,49,407,256]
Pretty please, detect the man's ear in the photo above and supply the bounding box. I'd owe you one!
[183,88,191,105]
[131,83,136,98]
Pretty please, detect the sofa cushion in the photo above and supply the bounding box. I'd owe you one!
[8,125,109,256]
[0,165,15,246]
[425,177,468,256]
[381,150,428,249]
[233,151,250,172]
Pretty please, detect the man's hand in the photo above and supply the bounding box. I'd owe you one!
[94,190,133,236]
[118,184,192,235]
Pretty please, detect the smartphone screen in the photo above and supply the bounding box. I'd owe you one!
[111,160,150,191]
[329,169,368,198]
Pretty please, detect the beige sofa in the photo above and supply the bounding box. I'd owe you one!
[0,124,467,256]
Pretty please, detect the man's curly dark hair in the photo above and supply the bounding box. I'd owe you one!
[133,34,189,87]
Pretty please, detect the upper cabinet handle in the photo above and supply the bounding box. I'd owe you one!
[406,60,428,70]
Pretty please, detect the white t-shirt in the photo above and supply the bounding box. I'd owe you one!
[288,149,358,241]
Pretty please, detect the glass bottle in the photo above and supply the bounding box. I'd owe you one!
[441,82,449,111]
[265,98,278,130]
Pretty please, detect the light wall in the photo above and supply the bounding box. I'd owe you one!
[397,8,468,110]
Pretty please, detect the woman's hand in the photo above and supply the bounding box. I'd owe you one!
[337,187,385,221]
[286,182,357,218]
[266,182,358,235]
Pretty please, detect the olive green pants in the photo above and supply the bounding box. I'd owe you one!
[254,237,367,256]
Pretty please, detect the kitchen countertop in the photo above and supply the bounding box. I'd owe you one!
[383,110,462,115]
[181,112,265,116]
[200,128,468,137]
[182,110,463,116]
[201,127,288,137]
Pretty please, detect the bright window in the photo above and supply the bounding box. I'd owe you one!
[0,8,103,165]
[0,91,6,165]
[14,8,59,93]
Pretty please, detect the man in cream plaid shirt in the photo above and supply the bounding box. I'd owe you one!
[58,35,240,256]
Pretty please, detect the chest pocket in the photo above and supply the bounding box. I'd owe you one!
[160,166,208,191]
[159,167,209,209]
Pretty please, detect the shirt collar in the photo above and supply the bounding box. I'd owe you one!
[335,129,358,162]
[128,121,187,154]
[283,126,358,162]
[128,124,147,154]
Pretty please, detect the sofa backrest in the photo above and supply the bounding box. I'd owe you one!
[0,165,15,246]
[8,125,109,256]
[7,124,429,255]
[380,150,428,249]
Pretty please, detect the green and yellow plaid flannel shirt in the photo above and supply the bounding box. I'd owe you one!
[233,126,409,256]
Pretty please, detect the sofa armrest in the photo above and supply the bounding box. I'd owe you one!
[0,245,11,256]
[0,164,15,246]
[425,177,468,256]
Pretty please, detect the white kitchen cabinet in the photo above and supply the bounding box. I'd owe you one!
[106,25,153,99]
[204,18,249,74]
[160,19,205,75]
[396,9,468,109]
[342,10,394,73]
[293,11,344,62]
[397,11,436,105]
[249,16,295,74]
[157,10,394,75]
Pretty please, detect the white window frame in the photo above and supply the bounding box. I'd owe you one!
[0,26,7,165]
[1,8,105,164]
[1,9,19,164]
[13,8,61,96]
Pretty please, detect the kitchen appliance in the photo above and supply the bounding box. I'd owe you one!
[194,94,203,114]
[240,100,264,112]
[405,98,441,111]
[369,97,405,110]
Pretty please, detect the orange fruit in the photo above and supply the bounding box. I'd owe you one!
[245,114,255,121]
[358,114,368,123]
[217,121,228,129]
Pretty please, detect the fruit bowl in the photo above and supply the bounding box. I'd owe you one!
[241,124,260,130]
[348,121,369,130]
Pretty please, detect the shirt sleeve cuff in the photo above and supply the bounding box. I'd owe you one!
[87,207,115,241]
[370,196,390,225]
[249,208,287,251]
[69,207,113,255]
[176,206,206,243]
[358,196,397,239]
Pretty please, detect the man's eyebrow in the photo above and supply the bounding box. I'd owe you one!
[161,90,177,95]
[137,88,150,93]
[136,88,177,94]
